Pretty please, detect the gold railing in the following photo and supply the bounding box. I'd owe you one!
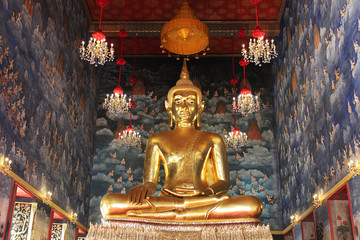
[271,168,359,235]
[0,155,88,232]
[2,154,359,236]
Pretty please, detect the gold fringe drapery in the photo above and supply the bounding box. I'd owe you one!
[160,1,209,56]
[86,219,273,240]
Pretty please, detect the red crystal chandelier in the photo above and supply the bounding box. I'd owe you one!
[102,17,131,114]
[241,0,277,66]
[79,0,114,66]
[120,35,141,148]
[225,36,247,150]
[233,58,260,116]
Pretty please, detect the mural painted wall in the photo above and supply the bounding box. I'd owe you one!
[90,58,283,229]
[273,0,360,237]
[0,0,96,232]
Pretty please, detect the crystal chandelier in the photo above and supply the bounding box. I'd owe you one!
[102,1,131,114]
[102,56,130,114]
[225,127,248,150]
[233,59,260,116]
[120,126,141,147]
[79,0,114,67]
[225,36,247,150]
[119,35,141,148]
[103,90,130,114]
[241,0,277,66]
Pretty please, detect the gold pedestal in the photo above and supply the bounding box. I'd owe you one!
[86,218,273,240]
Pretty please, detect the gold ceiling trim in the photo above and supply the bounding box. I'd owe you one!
[89,21,280,37]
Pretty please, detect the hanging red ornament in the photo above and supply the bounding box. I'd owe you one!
[118,29,128,38]
[232,127,241,135]
[113,85,124,95]
[116,57,126,65]
[130,76,137,83]
[238,29,246,38]
[252,26,265,38]
[130,100,136,108]
[240,86,252,95]
[239,59,249,66]
[125,125,134,133]
[230,76,238,85]
[92,30,106,41]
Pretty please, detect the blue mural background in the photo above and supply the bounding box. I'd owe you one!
[0,0,96,231]
[274,0,360,236]
[90,58,283,229]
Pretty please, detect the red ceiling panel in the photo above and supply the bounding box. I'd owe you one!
[83,0,284,56]
[86,0,282,21]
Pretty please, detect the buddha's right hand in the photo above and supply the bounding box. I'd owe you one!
[128,182,156,205]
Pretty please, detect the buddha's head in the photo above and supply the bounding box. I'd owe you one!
[165,60,204,127]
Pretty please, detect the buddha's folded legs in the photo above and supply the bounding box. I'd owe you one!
[100,193,227,218]
[130,195,263,220]
[101,193,263,220]
[207,195,263,219]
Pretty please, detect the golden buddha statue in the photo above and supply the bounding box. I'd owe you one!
[100,60,263,221]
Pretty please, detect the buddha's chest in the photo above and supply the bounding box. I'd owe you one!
[159,133,211,173]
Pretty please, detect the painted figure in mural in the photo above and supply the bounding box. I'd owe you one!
[100,60,263,220]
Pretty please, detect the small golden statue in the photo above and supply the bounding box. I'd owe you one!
[101,60,263,221]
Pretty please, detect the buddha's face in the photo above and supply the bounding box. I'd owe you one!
[171,90,199,123]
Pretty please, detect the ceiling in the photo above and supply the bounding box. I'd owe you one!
[81,0,285,57]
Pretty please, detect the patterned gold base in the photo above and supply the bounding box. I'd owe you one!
[86,218,273,240]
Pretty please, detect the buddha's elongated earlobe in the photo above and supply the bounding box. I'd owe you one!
[165,100,173,127]
[196,100,204,128]
[169,112,174,128]
[196,114,201,128]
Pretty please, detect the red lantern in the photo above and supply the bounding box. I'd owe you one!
[116,57,126,66]
[113,85,124,95]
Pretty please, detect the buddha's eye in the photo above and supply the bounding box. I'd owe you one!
[187,99,194,104]
[175,100,182,104]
